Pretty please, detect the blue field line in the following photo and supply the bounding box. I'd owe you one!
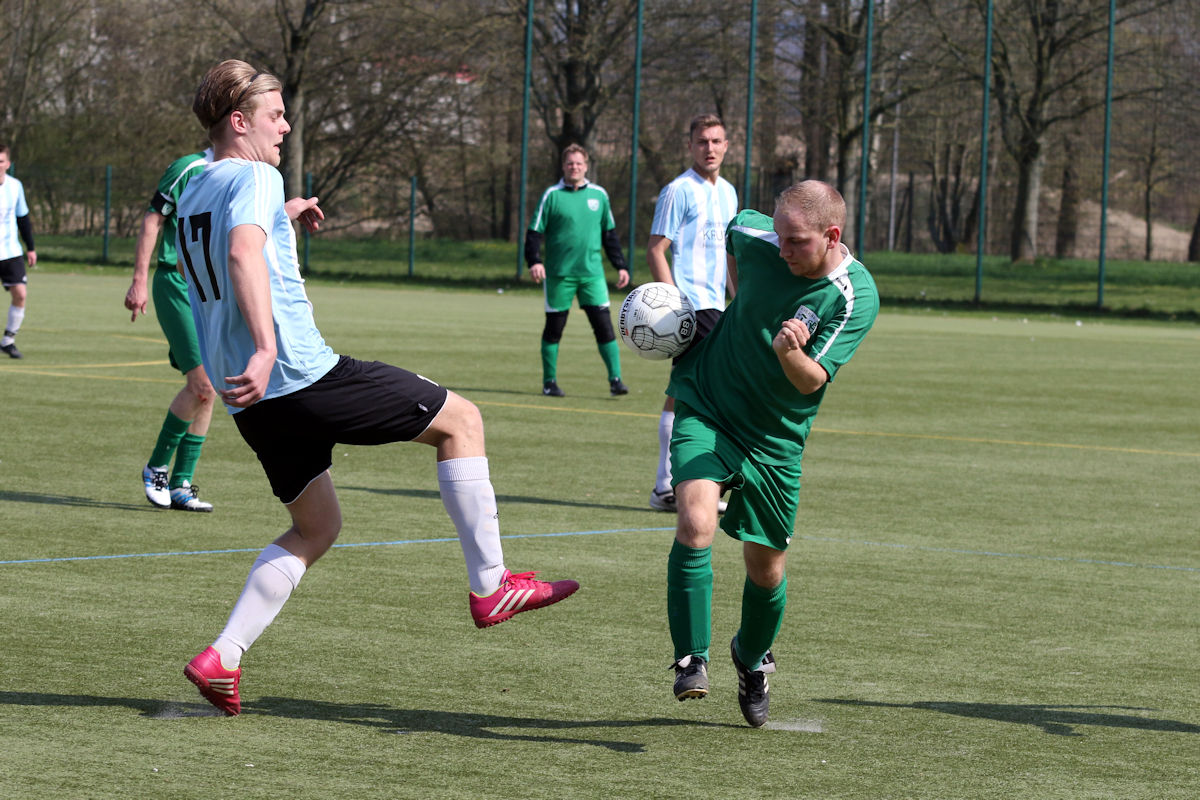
[2,527,1197,574]
[0,526,675,566]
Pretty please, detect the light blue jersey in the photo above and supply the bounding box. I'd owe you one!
[649,168,738,311]
[0,174,30,260]
[176,158,338,412]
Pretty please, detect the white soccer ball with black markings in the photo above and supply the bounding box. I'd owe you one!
[618,282,696,361]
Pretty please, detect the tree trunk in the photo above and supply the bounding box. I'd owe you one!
[1188,208,1200,263]
[1009,138,1043,262]
[1055,139,1079,259]
[282,83,304,199]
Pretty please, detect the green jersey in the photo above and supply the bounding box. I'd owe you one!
[148,150,211,272]
[528,180,617,278]
[668,208,879,465]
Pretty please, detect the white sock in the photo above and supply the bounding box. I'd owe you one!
[212,543,307,668]
[438,456,506,596]
[655,411,675,494]
[1,305,22,345]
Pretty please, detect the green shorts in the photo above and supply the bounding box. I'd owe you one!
[544,274,610,313]
[151,267,203,374]
[670,401,803,551]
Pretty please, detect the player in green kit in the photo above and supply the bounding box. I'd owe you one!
[525,144,630,397]
[665,180,879,727]
[124,150,218,511]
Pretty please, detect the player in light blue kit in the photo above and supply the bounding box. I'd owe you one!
[645,114,738,512]
[0,143,36,359]
[178,60,579,716]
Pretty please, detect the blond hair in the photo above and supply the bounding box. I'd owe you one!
[689,113,725,141]
[775,180,846,232]
[192,60,283,138]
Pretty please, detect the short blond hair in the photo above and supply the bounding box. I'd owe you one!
[562,144,589,164]
[689,113,725,140]
[192,59,283,138]
[775,180,846,232]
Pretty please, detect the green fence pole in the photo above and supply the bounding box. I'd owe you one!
[855,0,875,256]
[975,0,993,303]
[103,165,112,263]
[516,0,534,280]
[742,0,758,206]
[627,0,644,266]
[409,176,417,278]
[1098,0,1116,309]
[303,171,313,275]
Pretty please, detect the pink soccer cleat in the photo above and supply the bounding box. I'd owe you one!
[469,569,579,628]
[184,646,242,716]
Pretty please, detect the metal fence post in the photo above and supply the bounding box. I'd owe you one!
[302,171,313,275]
[103,165,112,263]
[409,176,417,278]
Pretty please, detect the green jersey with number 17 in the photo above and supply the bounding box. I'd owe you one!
[668,208,879,466]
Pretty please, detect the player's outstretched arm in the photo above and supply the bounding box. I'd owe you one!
[125,211,165,321]
[285,196,324,233]
[773,318,828,395]
[221,224,277,408]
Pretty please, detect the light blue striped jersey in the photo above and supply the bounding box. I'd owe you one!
[649,168,738,310]
[0,174,30,260]
[175,158,338,412]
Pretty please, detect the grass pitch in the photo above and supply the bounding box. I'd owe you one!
[1,273,1198,799]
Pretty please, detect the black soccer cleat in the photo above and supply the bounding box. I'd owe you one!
[671,654,709,701]
[609,378,629,396]
[1,340,22,359]
[542,380,565,397]
[730,636,775,727]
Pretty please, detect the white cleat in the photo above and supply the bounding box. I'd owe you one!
[170,481,213,512]
[143,465,170,509]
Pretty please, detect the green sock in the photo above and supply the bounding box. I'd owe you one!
[170,432,206,489]
[540,340,559,383]
[736,574,788,669]
[598,339,621,381]
[149,411,191,468]
[667,540,713,662]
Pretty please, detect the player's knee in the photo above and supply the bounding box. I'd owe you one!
[541,311,569,343]
[430,391,485,444]
[582,304,615,344]
[744,544,786,589]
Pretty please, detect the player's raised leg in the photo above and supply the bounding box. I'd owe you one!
[415,391,578,627]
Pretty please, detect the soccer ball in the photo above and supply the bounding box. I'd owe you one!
[618,282,696,360]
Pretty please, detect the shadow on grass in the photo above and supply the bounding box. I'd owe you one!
[250,696,738,751]
[0,490,148,512]
[0,691,213,717]
[0,691,733,752]
[342,485,652,515]
[816,698,1200,737]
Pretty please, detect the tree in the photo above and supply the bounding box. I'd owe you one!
[522,0,641,159]
[932,0,1167,261]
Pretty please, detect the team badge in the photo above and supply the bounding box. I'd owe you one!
[588,198,600,212]
[793,305,820,334]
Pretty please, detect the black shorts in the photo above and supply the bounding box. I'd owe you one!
[233,355,449,503]
[0,256,26,288]
[672,308,722,365]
